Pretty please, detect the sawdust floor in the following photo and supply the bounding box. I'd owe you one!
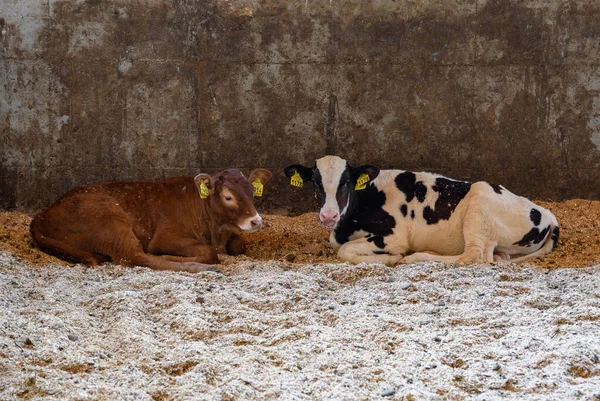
[1,199,599,270]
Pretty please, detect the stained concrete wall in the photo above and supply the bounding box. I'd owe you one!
[1,0,600,213]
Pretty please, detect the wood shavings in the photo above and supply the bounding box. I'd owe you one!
[1,199,599,269]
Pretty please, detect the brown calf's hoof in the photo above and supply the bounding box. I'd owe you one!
[180,262,222,273]
[206,266,223,274]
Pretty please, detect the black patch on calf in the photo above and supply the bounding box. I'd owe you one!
[513,225,551,247]
[367,235,386,249]
[395,172,417,202]
[423,178,472,225]
[530,208,542,226]
[373,250,390,255]
[489,183,504,194]
[415,181,427,202]
[335,168,352,213]
[334,183,396,246]
[411,210,415,219]
[312,169,326,207]
[400,204,408,217]
[423,206,438,225]
[395,172,427,203]
[551,226,560,249]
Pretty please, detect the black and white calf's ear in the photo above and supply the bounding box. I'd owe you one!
[351,165,380,187]
[284,164,313,187]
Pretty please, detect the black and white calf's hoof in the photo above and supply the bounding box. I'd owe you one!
[493,252,511,262]
[401,253,433,264]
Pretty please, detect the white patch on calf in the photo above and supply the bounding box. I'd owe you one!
[316,156,347,224]
[239,213,262,233]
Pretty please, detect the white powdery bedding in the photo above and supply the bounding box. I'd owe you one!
[1,251,599,400]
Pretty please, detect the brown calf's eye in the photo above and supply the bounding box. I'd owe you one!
[225,196,232,201]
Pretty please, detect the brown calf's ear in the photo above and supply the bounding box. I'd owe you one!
[194,173,213,188]
[194,173,213,199]
[194,174,214,199]
[248,168,273,185]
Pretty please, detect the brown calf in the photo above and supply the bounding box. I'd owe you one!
[30,169,272,272]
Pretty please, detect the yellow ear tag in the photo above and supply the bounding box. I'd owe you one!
[355,173,370,190]
[199,181,209,198]
[252,178,263,197]
[290,171,304,188]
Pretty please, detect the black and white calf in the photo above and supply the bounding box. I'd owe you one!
[285,155,559,265]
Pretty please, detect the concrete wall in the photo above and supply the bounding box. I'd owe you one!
[1,0,600,213]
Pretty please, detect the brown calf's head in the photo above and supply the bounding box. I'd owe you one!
[194,168,272,233]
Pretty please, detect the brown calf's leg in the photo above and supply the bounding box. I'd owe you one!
[125,253,217,273]
[99,225,213,272]
[226,233,246,255]
[148,234,220,264]
[159,255,222,273]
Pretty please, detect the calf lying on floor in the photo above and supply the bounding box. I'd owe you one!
[30,169,272,272]
[285,156,558,265]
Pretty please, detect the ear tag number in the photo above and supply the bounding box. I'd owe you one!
[199,181,209,198]
[355,173,370,190]
[252,178,263,197]
[290,171,304,188]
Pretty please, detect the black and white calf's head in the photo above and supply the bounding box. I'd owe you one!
[285,156,379,229]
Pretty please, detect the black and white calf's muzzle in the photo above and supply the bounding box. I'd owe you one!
[319,210,339,229]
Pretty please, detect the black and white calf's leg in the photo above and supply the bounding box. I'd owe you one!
[400,244,500,264]
[401,196,507,264]
[401,245,509,264]
[401,248,498,264]
[337,236,405,265]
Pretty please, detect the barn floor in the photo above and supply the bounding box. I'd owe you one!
[1,200,600,400]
